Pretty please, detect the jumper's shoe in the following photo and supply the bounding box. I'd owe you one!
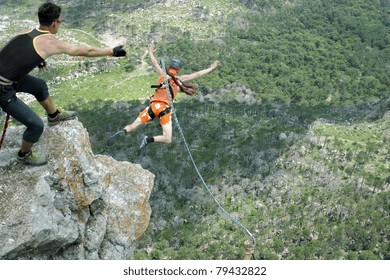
[139,135,149,150]
[106,130,126,146]
[48,110,77,126]
[17,150,48,166]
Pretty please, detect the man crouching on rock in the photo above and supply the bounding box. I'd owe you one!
[0,2,126,166]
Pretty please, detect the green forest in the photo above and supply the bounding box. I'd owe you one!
[1,0,389,259]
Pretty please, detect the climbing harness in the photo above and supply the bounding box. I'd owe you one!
[160,59,256,259]
[151,83,174,100]
[0,113,10,150]
[151,73,197,97]
[147,106,171,120]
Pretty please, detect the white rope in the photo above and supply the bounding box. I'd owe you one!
[160,59,256,248]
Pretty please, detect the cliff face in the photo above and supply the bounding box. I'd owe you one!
[0,118,154,260]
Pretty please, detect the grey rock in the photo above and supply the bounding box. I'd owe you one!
[0,119,154,260]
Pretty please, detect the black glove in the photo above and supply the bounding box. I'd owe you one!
[112,45,126,57]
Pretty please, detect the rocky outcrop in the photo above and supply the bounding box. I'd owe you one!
[0,118,154,259]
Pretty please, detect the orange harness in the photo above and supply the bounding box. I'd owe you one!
[151,69,197,98]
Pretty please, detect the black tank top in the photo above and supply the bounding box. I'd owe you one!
[0,29,51,81]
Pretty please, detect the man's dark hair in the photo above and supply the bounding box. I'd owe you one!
[38,2,61,26]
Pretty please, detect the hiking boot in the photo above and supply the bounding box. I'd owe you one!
[139,135,149,150]
[17,151,48,166]
[106,129,126,146]
[48,110,77,126]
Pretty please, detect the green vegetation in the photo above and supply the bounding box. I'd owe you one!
[1,0,389,259]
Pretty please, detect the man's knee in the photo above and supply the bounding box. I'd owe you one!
[35,79,49,101]
[17,76,49,101]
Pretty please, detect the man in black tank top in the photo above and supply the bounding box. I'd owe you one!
[0,2,126,166]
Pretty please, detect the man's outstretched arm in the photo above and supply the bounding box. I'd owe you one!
[36,35,126,58]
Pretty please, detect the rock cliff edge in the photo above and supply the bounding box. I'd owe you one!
[0,118,154,259]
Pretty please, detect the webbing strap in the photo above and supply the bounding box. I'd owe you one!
[148,105,171,120]
[151,80,175,100]
[160,59,256,254]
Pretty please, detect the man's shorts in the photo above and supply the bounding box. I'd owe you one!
[137,102,172,126]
